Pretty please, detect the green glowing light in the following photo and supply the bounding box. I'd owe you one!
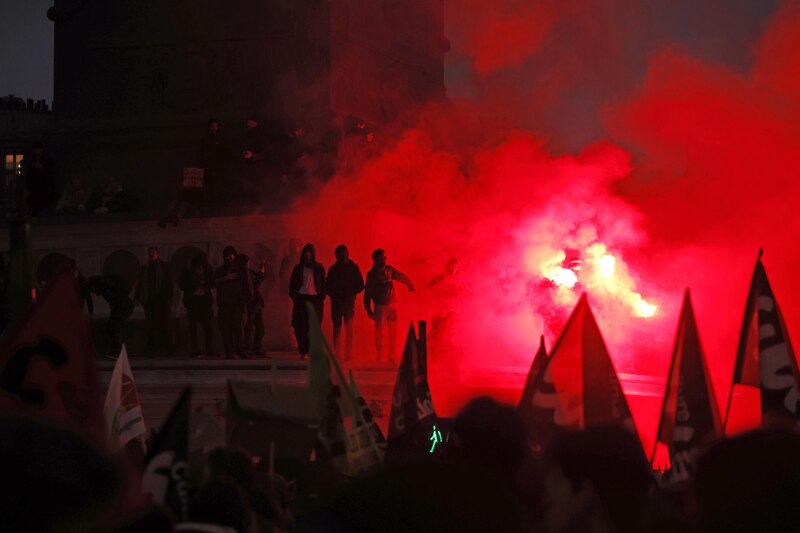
[429,424,444,453]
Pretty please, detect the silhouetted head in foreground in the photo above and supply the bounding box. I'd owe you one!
[542,425,653,533]
[695,429,800,533]
[0,416,123,531]
[452,396,527,481]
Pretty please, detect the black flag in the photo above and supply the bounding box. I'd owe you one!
[141,387,192,521]
[518,335,548,447]
[525,295,635,454]
[725,251,800,433]
[654,291,721,483]
[386,322,437,462]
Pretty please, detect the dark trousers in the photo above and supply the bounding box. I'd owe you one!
[331,298,355,360]
[291,295,323,355]
[145,305,172,356]
[245,308,265,352]
[107,314,125,357]
[218,306,245,356]
[188,314,214,355]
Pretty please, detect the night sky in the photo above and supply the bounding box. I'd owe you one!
[0,1,782,108]
[0,1,53,102]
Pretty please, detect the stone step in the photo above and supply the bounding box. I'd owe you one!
[99,352,399,433]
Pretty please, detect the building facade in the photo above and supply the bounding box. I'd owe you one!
[46,0,447,205]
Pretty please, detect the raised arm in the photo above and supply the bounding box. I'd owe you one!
[391,268,415,292]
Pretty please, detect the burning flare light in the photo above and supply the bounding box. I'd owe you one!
[540,243,658,318]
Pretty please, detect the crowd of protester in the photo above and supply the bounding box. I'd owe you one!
[76,245,275,360]
[70,239,418,363]
[5,396,800,532]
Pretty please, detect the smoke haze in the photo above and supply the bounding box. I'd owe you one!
[289,1,799,446]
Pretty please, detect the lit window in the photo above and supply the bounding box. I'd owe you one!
[3,151,24,190]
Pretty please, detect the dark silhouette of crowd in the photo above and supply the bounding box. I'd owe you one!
[5,396,800,533]
[17,113,373,223]
[63,240,419,362]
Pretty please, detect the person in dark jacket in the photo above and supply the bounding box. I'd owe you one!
[364,248,415,363]
[180,252,215,358]
[88,275,134,359]
[326,244,364,361]
[239,253,275,357]
[288,243,326,358]
[135,246,173,356]
[215,246,252,359]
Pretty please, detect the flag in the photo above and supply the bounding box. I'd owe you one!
[141,386,192,522]
[306,304,355,474]
[524,294,634,455]
[103,345,146,449]
[0,267,104,443]
[518,335,548,429]
[653,291,721,483]
[725,250,800,433]
[386,322,437,461]
[349,368,386,460]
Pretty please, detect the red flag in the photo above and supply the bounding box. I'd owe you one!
[0,268,104,443]
[725,251,800,434]
[653,291,721,483]
[525,295,635,454]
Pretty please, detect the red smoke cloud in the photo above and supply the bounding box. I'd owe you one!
[607,2,800,417]
[447,0,565,75]
[291,1,799,447]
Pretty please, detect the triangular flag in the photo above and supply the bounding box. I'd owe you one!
[307,303,352,473]
[0,267,104,443]
[141,386,192,522]
[725,250,800,434]
[307,304,383,476]
[103,345,147,450]
[653,291,721,483]
[519,335,548,424]
[349,368,386,460]
[526,295,635,454]
[386,322,437,462]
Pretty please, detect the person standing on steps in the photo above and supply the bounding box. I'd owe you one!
[288,243,326,359]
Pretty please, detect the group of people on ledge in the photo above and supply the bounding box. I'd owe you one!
[86,242,414,362]
[288,244,414,362]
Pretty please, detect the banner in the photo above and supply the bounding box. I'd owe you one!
[182,167,204,188]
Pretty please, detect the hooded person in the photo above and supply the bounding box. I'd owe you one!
[363,248,415,363]
[288,243,326,358]
[215,245,252,359]
[326,244,364,361]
